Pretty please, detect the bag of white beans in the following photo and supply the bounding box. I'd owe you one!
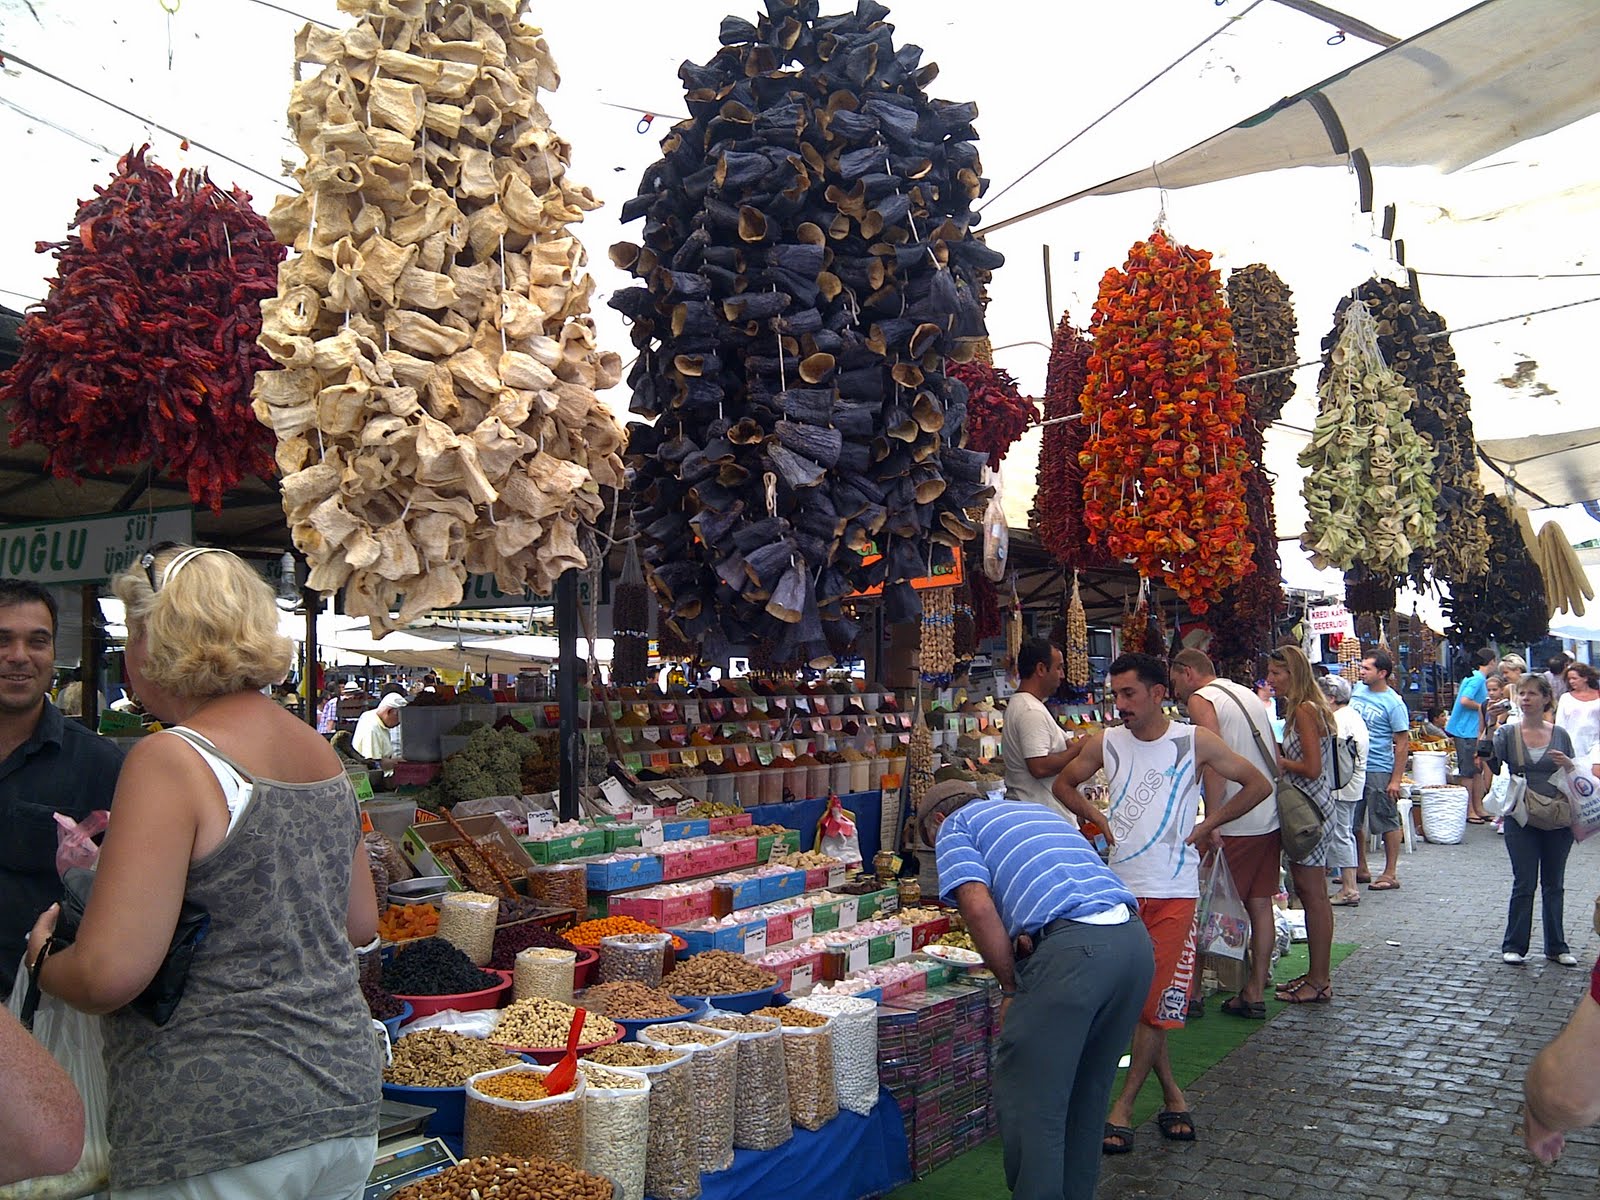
[789,993,879,1115]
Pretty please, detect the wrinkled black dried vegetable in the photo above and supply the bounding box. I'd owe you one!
[612,0,999,666]
[1442,495,1548,652]
[1226,264,1297,424]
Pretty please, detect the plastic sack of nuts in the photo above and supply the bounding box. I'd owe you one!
[438,891,500,966]
[576,1062,652,1200]
[515,947,577,1005]
[598,932,670,988]
[639,1023,737,1173]
[622,1052,700,1200]
[790,994,878,1115]
[775,1020,837,1131]
[463,1064,585,1164]
[699,1011,791,1151]
[529,863,588,912]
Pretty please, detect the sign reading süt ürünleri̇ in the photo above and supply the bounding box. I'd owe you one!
[0,507,194,586]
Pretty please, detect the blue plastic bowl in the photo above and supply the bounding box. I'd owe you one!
[381,1081,466,1137]
[670,985,779,1015]
[599,995,709,1042]
[381,1001,414,1042]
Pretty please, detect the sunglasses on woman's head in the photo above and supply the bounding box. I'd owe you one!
[140,541,181,593]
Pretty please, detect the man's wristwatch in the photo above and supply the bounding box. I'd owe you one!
[1000,988,1017,998]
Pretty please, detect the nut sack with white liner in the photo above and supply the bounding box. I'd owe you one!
[254,0,626,633]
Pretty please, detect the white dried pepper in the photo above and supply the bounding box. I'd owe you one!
[255,0,627,632]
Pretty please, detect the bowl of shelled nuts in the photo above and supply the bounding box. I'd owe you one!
[486,997,626,1063]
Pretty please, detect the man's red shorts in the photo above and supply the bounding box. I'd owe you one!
[1137,896,1197,1030]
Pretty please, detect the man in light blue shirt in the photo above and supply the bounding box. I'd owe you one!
[1447,647,1498,823]
[1350,651,1412,889]
[919,781,1150,1200]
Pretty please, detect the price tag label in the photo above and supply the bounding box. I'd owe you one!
[893,928,912,959]
[879,891,900,916]
[543,705,563,726]
[683,702,700,724]
[744,923,768,957]
[755,744,775,767]
[846,941,868,974]
[733,746,754,766]
[732,698,750,716]
[771,696,789,712]
[746,722,767,739]
[526,809,555,835]
[680,749,700,768]
[794,696,812,712]
[792,909,814,941]
[827,717,844,732]
[641,820,665,848]
[632,802,657,823]
[623,753,645,772]
[750,697,769,715]
[705,746,725,765]
[791,962,814,992]
[827,866,846,890]
[839,897,860,929]
[350,772,374,801]
[676,799,695,816]
[651,752,672,771]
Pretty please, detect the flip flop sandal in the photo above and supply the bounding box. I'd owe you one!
[1220,995,1266,1019]
[1367,879,1401,891]
[1157,1111,1198,1142]
[1102,1124,1135,1155]
[1330,895,1361,907]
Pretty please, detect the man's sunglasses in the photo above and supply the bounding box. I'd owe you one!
[140,541,181,593]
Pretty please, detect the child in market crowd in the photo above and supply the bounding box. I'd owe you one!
[25,545,382,1197]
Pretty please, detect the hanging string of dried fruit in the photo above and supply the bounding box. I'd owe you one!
[1004,576,1023,669]
[1079,232,1254,611]
[969,571,1001,642]
[655,597,691,660]
[1344,566,1397,616]
[1034,313,1107,568]
[1336,628,1363,671]
[1338,278,1490,586]
[952,582,977,662]
[1065,574,1090,687]
[1225,264,1297,424]
[253,3,627,633]
[1,147,284,512]
[907,713,935,810]
[612,541,650,686]
[1408,603,1437,668]
[1120,586,1151,655]
[1207,410,1283,675]
[1299,297,1438,576]
[1442,494,1549,652]
[920,585,956,685]
[947,360,1037,469]
[612,0,999,668]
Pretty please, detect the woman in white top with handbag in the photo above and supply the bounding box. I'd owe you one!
[1556,663,1600,758]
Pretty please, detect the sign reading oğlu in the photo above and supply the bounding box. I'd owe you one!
[0,507,194,586]
[1307,603,1356,638]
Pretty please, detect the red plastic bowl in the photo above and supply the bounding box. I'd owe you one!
[571,947,600,990]
[395,970,513,1019]
[496,1023,627,1064]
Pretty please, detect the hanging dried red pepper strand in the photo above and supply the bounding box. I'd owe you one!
[1033,314,1109,570]
[948,359,1036,470]
[0,146,284,512]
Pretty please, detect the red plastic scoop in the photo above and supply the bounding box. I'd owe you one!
[543,1006,587,1094]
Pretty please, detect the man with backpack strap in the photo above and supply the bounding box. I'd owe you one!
[1170,649,1282,1019]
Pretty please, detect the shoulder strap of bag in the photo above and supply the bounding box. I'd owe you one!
[1509,725,1524,772]
[1207,684,1280,781]
[163,725,258,785]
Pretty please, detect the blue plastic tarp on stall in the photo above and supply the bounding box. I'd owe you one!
[744,790,889,864]
[700,1089,910,1200]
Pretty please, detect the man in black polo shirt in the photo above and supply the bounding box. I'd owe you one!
[0,580,122,992]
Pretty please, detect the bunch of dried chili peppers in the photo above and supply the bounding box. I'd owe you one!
[948,359,1036,470]
[1032,314,1108,569]
[1,146,284,511]
[1079,231,1254,612]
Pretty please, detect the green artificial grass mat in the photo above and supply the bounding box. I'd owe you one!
[887,941,1358,1200]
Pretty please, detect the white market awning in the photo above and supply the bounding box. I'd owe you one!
[1477,429,1600,510]
[986,0,1600,231]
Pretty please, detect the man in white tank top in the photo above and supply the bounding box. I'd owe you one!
[1171,648,1282,1017]
[1055,653,1274,1152]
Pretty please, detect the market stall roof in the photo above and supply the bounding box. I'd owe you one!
[1476,430,1600,510]
[986,0,1600,231]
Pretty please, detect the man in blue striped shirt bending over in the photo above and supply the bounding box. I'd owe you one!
[917,780,1150,1200]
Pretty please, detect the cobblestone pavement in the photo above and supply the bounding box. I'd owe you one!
[1097,820,1600,1199]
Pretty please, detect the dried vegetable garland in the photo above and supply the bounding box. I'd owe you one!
[946,360,1035,469]
[1065,575,1089,687]
[969,570,1001,642]
[1004,579,1022,668]
[1530,517,1594,618]
[253,0,626,633]
[1338,279,1490,585]
[1225,264,1297,424]
[1299,298,1438,574]
[1408,604,1437,668]
[613,0,999,667]
[907,714,934,810]
[1079,232,1253,611]
[2,147,284,511]
[1335,629,1363,672]
[613,542,650,686]
[1033,314,1106,569]
[919,586,955,684]
[952,582,977,662]
[1206,411,1282,675]
[1118,585,1163,655]
[1442,495,1549,652]
[1344,565,1397,616]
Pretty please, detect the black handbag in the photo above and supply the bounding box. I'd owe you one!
[53,866,210,1026]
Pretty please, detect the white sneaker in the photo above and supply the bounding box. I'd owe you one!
[1502,952,1526,965]
[1553,953,1579,967]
